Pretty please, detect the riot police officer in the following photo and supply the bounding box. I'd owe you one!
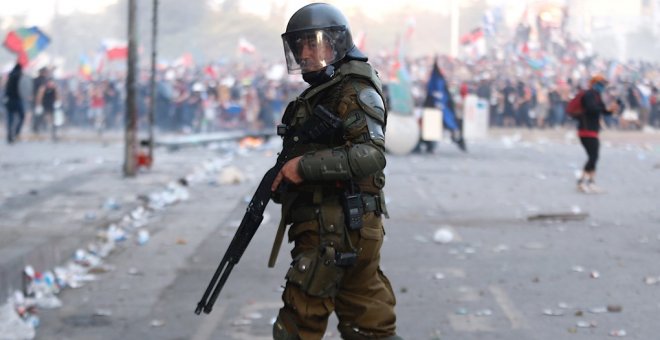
[269,3,402,340]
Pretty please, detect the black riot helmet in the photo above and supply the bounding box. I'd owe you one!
[281,3,366,77]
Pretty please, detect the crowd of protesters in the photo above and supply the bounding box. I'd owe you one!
[3,12,660,143]
[0,61,309,142]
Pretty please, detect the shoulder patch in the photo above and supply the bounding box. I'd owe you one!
[358,88,385,123]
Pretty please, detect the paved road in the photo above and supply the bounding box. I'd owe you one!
[4,129,660,340]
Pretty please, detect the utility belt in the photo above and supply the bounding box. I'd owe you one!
[289,192,383,224]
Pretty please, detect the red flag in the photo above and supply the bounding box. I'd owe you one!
[238,37,256,54]
[460,28,484,45]
[103,39,128,60]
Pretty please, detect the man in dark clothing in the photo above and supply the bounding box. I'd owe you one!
[4,63,24,144]
[576,75,617,193]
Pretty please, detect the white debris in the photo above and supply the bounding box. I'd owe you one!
[609,329,627,337]
[493,244,510,253]
[218,166,246,185]
[571,265,585,273]
[137,230,150,245]
[433,228,454,244]
[576,320,596,328]
[0,303,35,340]
[644,276,660,285]
[542,309,564,316]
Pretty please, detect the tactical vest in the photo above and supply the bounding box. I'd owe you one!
[281,60,387,200]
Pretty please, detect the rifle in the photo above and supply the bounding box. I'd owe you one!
[195,105,342,315]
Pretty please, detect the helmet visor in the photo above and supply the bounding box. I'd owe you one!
[282,27,349,74]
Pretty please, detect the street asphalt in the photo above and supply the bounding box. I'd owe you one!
[1,128,659,340]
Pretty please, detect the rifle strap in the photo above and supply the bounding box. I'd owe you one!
[268,193,298,267]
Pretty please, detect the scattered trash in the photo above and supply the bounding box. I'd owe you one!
[433,273,445,280]
[87,264,115,274]
[644,276,660,285]
[176,238,187,245]
[231,319,252,326]
[0,302,36,340]
[576,320,597,328]
[127,267,142,276]
[588,306,608,314]
[433,228,454,244]
[558,302,572,309]
[455,308,469,315]
[94,309,112,317]
[572,265,585,273]
[218,166,246,185]
[607,305,623,313]
[246,312,263,320]
[137,230,150,245]
[102,198,121,211]
[609,329,627,337]
[570,205,582,214]
[528,212,588,222]
[493,244,509,253]
[543,309,565,316]
[590,271,601,279]
[0,155,239,340]
[474,309,493,317]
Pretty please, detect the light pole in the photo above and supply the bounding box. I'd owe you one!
[148,0,159,164]
[124,0,138,177]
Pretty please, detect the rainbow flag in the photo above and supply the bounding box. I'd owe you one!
[3,27,51,66]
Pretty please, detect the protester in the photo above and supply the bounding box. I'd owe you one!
[35,78,59,140]
[576,75,618,193]
[4,63,24,144]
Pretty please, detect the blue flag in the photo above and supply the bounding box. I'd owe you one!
[424,62,459,131]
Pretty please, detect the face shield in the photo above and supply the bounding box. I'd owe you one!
[282,27,350,75]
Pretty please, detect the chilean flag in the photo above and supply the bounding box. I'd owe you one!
[238,37,256,54]
[102,39,128,60]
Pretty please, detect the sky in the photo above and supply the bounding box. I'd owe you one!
[1,0,478,26]
[1,0,117,27]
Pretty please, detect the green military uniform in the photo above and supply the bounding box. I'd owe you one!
[272,60,397,339]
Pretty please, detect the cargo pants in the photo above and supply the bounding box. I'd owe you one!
[273,199,397,340]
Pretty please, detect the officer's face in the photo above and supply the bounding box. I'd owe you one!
[297,34,334,73]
